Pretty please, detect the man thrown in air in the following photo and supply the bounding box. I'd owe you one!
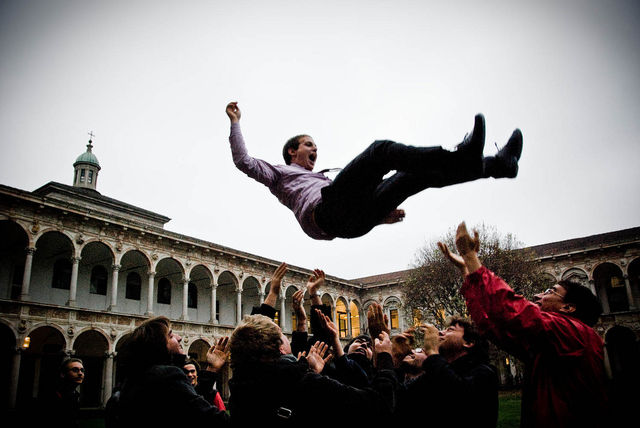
[226,101,522,240]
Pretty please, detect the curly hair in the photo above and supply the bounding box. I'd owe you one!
[230,314,282,369]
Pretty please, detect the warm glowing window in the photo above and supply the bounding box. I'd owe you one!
[336,300,348,338]
[350,301,360,336]
[390,309,399,329]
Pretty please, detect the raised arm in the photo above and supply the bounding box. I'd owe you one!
[306,269,325,306]
[264,262,287,309]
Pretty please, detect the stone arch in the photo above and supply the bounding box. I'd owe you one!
[0,219,30,300]
[17,324,66,406]
[628,258,640,309]
[336,297,349,338]
[31,231,75,306]
[241,276,261,319]
[0,321,17,407]
[321,293,334,308]
[154,257,186,319]
[187,338,212,369]
[594,262,628,313]
[187,264,213,323]
[561,267,589,288]
[216,270,238,326]
[73,329,109,407]
[119,250,151,315]
[349,300,362,337]
[78,241,114,310]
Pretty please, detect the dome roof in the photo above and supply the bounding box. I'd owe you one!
[74,141,100,168]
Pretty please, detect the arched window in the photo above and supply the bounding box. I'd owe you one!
[90,265,108,295]
[126,272,141,300]
[157,278,172,304]
[188,282,198,309]
[350,301,360,336]
[52,258,72,289]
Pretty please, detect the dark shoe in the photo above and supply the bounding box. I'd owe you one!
[485,129,522,178]
[456,113,486,160]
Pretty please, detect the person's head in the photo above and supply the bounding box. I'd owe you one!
[230,315,291,370]
[119,316,184,376]
[438,316,487,363]
[534,279,602,327]
[282,134,316,170]
[60,358,84,386]
[344,334,373,361]
[401,348,428,376]
[183,359,200,386]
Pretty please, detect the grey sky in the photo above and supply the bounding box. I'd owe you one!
[1,0,639,278]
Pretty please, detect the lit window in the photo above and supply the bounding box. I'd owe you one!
[390,309,399,329]
[350,302,360,336]
[336,300,348,338]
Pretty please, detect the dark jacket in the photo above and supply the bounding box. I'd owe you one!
[396,352,498,427]
[229,352,398,427]
[117,364,229,428]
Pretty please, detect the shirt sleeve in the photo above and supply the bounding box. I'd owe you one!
[461,266,590,358]
[229,123,281,188]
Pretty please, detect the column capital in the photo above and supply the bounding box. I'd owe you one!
[112,264,121,271]
[183,277,191,284]
[70,256,82,263]
[148,270,156,277]
[25,247,36,255]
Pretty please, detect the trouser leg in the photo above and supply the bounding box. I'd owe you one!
[316,139,482,238]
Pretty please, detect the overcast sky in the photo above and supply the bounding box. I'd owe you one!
[1,0,639,279]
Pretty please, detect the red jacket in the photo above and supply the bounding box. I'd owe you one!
[462,267,608,428]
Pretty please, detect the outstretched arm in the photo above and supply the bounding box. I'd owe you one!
[264,262,287,309]
[292,289,307,332]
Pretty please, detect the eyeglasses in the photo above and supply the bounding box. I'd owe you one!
[68,367,85,373]
[543,288,564,300]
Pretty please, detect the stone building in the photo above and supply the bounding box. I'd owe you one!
[1,138,637,411]
[0,139,407,410]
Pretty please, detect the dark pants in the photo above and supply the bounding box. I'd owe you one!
[314,140,481,238]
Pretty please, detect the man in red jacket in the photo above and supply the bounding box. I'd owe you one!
[439,222,609,428]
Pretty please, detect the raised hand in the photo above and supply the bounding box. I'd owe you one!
[307,341,332,374]
[226,101,241,123]
[306,269,325,296]
[206,336,229,373]
[367,302,389,340]
[374,331,392,356]
[438,241,468,276]
[316,309,343,357]
[421,324,440,356]
[454,222,480,256]
[391,331,414,367]
[264,262,287,308]
[292,289,307,332]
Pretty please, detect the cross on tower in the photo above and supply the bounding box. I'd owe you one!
[88,131,95,141]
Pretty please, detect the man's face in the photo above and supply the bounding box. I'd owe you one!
[167,329,185,356]
[288,136,317,171]
[533,284,568,313]
[63,361,85,385]
[438,324,467,359]
[401,348,427,374]
[184,363,198,386]
[347,337,373,360]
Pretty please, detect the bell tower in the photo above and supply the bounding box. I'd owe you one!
[73,131,101,190]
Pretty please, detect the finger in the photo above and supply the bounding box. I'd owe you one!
[473,230,480,251]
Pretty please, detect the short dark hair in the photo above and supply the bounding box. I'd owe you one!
[60,357,83,374]
[447,315,489,360]
[282,134,308,165]
[119,316,172,376]
[184,358,200,372]
[557,279,603,327]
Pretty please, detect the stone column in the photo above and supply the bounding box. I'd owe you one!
[594,279,610,313]
[259,291,265,305]
[20,247,36,301]
[346,298,352,337]
[280,292,286,331]
[146,271,156,315]
[181,278,190,320]
[236,288,242,325]
[109,264,121,311]
[102,352,115,405]
[623,274,635,310]
[210,282,218,324]
[67,256,81,307]
[9,348,22,409]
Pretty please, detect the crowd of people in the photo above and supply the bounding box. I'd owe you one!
[42,222,611,427]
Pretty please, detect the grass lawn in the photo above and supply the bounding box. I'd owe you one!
[497,390,521,428]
